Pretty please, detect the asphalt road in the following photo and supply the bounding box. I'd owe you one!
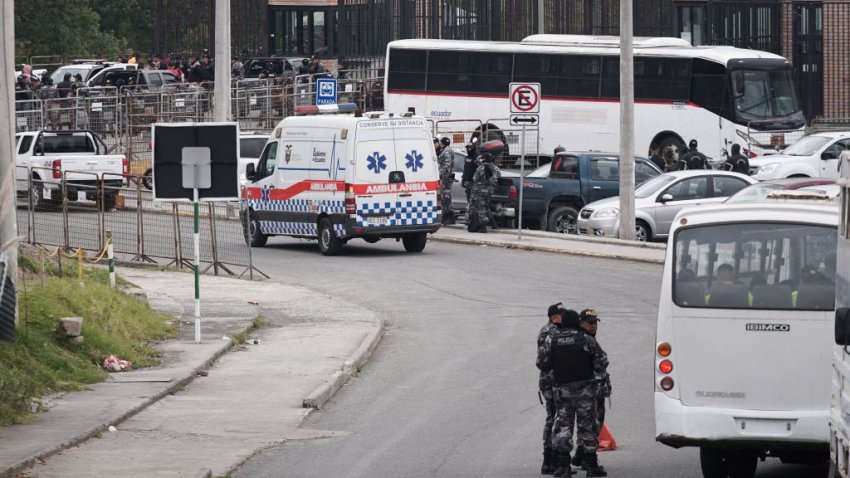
[233,238,825,478]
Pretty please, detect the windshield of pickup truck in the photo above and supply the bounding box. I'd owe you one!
[782,135,831,156]
[635,174,675,198]
[40,135,95,153]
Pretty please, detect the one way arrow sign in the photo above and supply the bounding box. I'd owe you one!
[510,114,539,125]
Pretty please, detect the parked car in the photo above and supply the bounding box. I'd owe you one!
[749,131,849,180]
[50,61,114,85]
[725,177,836,204]
[239,132,270,185]
[505,152,662,233]
[447,148,517,227]
[86,67,182,92]
[577,170,757,241]
[16,130,127,210]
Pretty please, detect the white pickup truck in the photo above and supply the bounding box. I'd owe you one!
[749,130,849,180]
[16,130,127,210]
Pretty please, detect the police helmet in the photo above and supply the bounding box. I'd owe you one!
[689,139,698,149]
[433,137,439,144]
[553,145,566,156]
[731,143,741,154]
[440,137,451,147]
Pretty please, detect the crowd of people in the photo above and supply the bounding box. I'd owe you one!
[646,138,751,174]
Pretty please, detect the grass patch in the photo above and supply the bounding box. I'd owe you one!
[232,316,266,345]
[0,272,174,427]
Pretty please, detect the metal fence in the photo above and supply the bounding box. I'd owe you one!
[15,166,263,278]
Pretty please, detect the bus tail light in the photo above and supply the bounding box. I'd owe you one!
[660,377,675,391]
[657,342,672,357]
[344,184,356,215]
[659,360,673,374]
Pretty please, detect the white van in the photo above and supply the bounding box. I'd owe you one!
[240,104,442,255]
[655,201,838,478]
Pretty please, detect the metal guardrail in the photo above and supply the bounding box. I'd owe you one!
[745,121,806,153]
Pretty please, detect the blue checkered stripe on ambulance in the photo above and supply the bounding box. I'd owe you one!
[249,198,346,237]
[356,199,439,227]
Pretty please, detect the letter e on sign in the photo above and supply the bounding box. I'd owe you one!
[510,83,541,114]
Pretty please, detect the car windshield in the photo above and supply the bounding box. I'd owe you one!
[725,183,784,204]
[733,68,801,120]
[240,138,268,159]
[635,174,676,198]
[51,67,90,84]
[782,135,831,156]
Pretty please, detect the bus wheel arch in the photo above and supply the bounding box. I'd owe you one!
[653,132,686,156]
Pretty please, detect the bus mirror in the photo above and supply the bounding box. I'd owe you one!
[835,308,850,346]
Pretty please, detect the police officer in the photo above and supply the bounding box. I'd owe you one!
[726,143,750,175]
[540,308,609,477]
[437,137,455,225]
[467,140,502,233]
[679,139,709,170]
[648,142,665,171]
[536,303,566,474]
[571,309,611,472]
[461,138,479,205]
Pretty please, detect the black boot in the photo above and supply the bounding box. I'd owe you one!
[541,448,555,475]
[570,448,584,469]
[552,453,572,477]
[584,453,607,477]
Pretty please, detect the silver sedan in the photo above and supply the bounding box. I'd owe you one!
[577,170,757,241]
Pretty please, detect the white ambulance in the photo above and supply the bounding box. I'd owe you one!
[240,103,442,255]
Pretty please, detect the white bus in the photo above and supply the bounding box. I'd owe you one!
[654,201,838,478]
[384,35,805,161]
[829,152,850,477]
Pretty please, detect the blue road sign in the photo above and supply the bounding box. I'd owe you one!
[316,78,338,105]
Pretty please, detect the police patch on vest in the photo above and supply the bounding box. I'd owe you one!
[556,336,576,345]
[745,323,790,332]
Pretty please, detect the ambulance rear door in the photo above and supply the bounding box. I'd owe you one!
[390,118,440,227]
[352,119,401,228]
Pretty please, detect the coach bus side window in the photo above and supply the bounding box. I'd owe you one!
[387,49,427,92]
[690,59,727,117]
[469,52,512,94]
[634,58,690,101]
[513,54,559,97]
[600,57,619,99]
[427,50,472,93]
[557,56,601,99]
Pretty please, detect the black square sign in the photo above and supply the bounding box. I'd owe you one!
[152,123,239,201]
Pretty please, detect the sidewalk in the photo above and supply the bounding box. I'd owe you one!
[0,267,384,478]
[431,225,667,264]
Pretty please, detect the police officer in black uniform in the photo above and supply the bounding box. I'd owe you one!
[679,139,709,170]
[725,143,750,175]
[461,138,479,204]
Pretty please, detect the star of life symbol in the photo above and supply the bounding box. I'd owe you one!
[367,152,387,174]
[405,150,424,172]
[261,185,271,202]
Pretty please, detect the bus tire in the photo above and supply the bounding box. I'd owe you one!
[402,232,427,253]
[318,218,342,256]
[548,206,579,234]
[699,446,727,478]
[726,451,757,478]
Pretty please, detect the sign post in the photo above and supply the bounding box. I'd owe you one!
[181,147,212,343]
[509,82,541,241]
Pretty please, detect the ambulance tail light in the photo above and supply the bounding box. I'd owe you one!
[657,342,671,357]
[659,360,673,374]
[344,184,356,215]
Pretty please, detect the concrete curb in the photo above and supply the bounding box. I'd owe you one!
[429,235,665,265]
[303,319,385,410]
[440,224,667,249]
[0,326,252,478]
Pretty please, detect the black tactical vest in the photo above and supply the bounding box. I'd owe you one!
[551,330,593,384]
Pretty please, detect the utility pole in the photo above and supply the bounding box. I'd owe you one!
[214,0,231,122]
[0,0,17,342]
[618,0,636,241]
[537,0,545,34]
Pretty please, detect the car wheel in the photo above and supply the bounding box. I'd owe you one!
[547,206,579,234]
[635,220,651,242]
[141,169,153,190]
[318,218,342,256]
[242,213,267,247]
[402,232,427,253]
[699,447,728,478]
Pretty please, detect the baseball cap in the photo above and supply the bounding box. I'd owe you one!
[547,302,565,317]
[579,309,600,322]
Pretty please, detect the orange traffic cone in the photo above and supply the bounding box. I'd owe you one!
[598,423,617,451]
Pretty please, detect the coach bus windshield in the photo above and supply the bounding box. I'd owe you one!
[732,67,804,128]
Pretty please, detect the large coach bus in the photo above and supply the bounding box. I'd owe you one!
[384,35,805,160]
[655,199,838,478]
[829,152,850,477]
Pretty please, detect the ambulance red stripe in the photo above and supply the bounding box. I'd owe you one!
[242,180,439,200]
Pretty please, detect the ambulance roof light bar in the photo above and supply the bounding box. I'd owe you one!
[294,103,360,116]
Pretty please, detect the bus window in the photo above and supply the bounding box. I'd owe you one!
[469,52,512,94]
[691,59,727,116]
[600,56,619,98]
[557,56,601,99]
[514,54,559,97]
[674,222,836,310]
[387,49,427,91]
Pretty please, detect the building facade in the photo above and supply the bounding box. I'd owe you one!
[154,0,848,121]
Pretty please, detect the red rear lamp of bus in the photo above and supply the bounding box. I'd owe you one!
[660,377,674,391]
[657,342,671,357]
[659,360,673,374]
